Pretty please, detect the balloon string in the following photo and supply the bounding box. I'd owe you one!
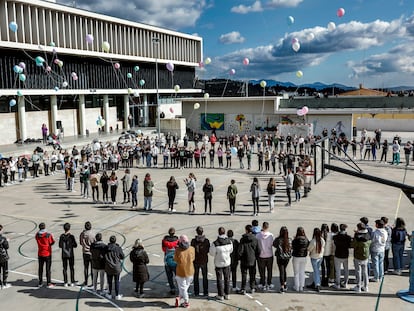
[221,79,229,97]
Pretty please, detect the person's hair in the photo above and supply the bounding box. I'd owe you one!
[189,172,196,181]
[133,238,144,249]
[145,173,150,178]
[125,168,130,174]
[169,176,175,182]
[313,228,322,253]
[205,178,210,184]
[168,227,176,236]
[253,177,258,183]
[331,223,339,233]
[227,229,234,238]
[85,221,92,230]
[39,222,46,230]
[395,217,406,229]
[63,223,71,232]
[231,179,235,184]
[279,226,290,252]
[360,217,368,225]
[196,226,203,235]
[268,177,275,186]
[295,226,306,238]
[381,216,389,225]
[0,224,3,231]
[252,219,259,226]
[357,223,366,231]
[109,235,116,243]
[320,223,329,241]
[262,222,269,230]
[339,224,348,231]
[245,224,252,233]
[218,227,225,235]
[95,233,102,241]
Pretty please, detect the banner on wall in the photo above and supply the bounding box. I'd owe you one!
[200,113,224,130]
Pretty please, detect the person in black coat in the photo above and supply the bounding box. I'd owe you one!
[129,239,149,297]
[227,229,239,291]
[91,233,107,293]
[58,223,77,286]
[202,178,214,214]
[104,236,125,300]
[238,225,261,294]
[166,176,179,212]
[190,226,210,296]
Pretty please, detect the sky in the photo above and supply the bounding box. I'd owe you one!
[57,0,414,88]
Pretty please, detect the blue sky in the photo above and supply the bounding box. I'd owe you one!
[59,0,414,88]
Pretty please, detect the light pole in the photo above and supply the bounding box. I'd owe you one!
[152,37,160,139]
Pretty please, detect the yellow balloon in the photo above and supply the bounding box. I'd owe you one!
[204,57,211,65]
[174,85,180,92]
[127,88,133,94]
[204,93,210,99]
[102,41,110,52]
[260,80,267,88]
[296,70,303,78]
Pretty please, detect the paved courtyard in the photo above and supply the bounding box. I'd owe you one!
[0,140,413,311]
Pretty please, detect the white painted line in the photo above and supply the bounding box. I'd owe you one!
[152,253,161,257]
[245,293,253,299]
[255,300,263,306]
[265,308,271,311]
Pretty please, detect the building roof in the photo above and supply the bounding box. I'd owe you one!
[339,84,389,96]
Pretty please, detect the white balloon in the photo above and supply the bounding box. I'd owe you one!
[194,102,200,109]
[307,32,315,41]
[292,42,301,52]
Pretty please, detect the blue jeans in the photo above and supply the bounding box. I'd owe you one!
[311,257,322,286]
[392,243,405,271]
[144,196,152,210]
[371,251,384,280]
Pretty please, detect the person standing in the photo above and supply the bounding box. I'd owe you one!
[90,169,100,203]
[238,225,260,294]
[31,149,41,178]
[404,141,413,166]
[58,223,78,287]
[174,235,195,308]
[143,173,154,211]
[250,177,261,216]
[273,226,292,293]
[80,221,95,287]
[91,233,107,294]
[162,227,179,295]
[104,236,125,300]
[202,178,214,214]
[391,140,401,165]
[80,165,90,199]
[35,222,55,288]
[237,146,245,169]
[129,239,150,297]
[380,139,389,163]
[184,173,196,214]
[332,224,352,289]
[41,123,48,144]
[121,168,131,204]
[391,217,408,275]
[370,219,388,282]
[292,227,309,292]
[381,216,392,274]
[351,223,371,293]
[100,171,109,204]
[129,175,138,209]
[266,177,276,213]
[256,222,274,290]
[108,171,119,205]
[227,229,239,292]
[307,228,325,292]
[191,226,210,297]
[227,179,238,215]
[0,224,11,289]
[284,168,294,206]
[166,176,179,213]
[209,227,233,300]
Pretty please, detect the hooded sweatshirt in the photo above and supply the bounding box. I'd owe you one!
[370,228,388,253]
[209,235,233,268]
[174,242,195,277]
[143,175,154,197]
[352,229,371,260]
[238,232,260,266]
[257,230,274,258]
[191,235,210,264]
[36,229,55,257]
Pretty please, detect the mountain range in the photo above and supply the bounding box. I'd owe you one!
[249,79,356,91]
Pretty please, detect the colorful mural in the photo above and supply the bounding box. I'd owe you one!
[200,113,225,130]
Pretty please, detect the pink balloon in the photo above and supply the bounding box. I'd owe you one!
[114,63,120,69]
[166,62,174,72]
[243,57,249,65]
[302,106,309,114]
[229,69,236,75]
[291,37,299,44]
[169,107,174,113]
[337,8,345,18]
[297,109,304,116]
[85,34,94,44]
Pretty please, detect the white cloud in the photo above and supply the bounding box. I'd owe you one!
[219,31,246,44]
[265,0,303,8]
[231,1,263,14]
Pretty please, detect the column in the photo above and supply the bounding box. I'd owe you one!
[123,94,130,130]
[143,94,149,126]
[103,95,110,133]
[50,95,58,134]
[78,94,86,136]
[18,96,27,141]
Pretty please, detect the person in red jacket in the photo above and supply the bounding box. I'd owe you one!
[162,227,179,295]
[35,222,55,288]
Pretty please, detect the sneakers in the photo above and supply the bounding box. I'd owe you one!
[224,295,229,300]
[361,287,369,292]
[115,294,123,300]
[268,284,274,290]
[2,283,11,289]
[257,284,264,290]
[232,287,240,292]
[238,289,246,295]
[215,295,224,301]
[181,302,190,308]
[105,293,112,300]
[330,284,340,290]
[175,296,180,307]
[63,283,69,287]
[47,283,56,288]
[353,286,361,293]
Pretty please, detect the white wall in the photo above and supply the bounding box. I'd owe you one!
[0,113,17,144]
[85,108,102,133]
[26,111,50,139]
[356,118,413,132]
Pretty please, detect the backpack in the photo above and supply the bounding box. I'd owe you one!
[164,249,177,268]
[0,239,9,264]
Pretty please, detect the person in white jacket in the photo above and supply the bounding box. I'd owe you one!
[370,219,388,282]
[284,168,294,206]
[256,222,274,290]
[209,227,233,300]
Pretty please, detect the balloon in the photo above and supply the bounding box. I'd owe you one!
[174,85,180,92]
[19,73,26,82]
[292,42,300,52]
[102,41,110,52]
[96,119,100,125]
[72,75,78,81]
[18,62,26,70]
[35,56,45,66]
[9,21,18,33]
[85,34,94,44]
[296,70,303,78]
[14,65,23,74]
[49,41,55,47]
[62,81,68,88]
[139,79,145,86]
[98,115,102,120]
[337,8,345,18]
[127,73,132,79]
[243,58,249,65]
[133,91,140,97]
[134,65,140,72]
[9,99,16,107]
[127,88,133,94]
[54,86,59,91]
[57,60,63,68]
[229,69,236,75]
[204,57,211,65]
[54,59,60,65]
[291,37,299,44]
[100,119,106,127]
[194,102,200,109]
[46,66,52,72]
[114,63,120,69]
[204,93,209,99]
[136,129,142,135]
[307,32,315,41]
[166,62,174,72]
[302,106,309,114]
[230,147,238,155]
[297,109,304,116]
[169,107,174,113]
[287,16,294,26]
[260,80,267,88]
[17,90,23,96]
[327,22,336,31]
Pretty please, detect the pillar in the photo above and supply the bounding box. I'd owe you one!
[18,96,27,141]
[103,95,110,133]
[123,94,130,130]
[78,94,86,136]
[143,94,149,126]
[50,95,58,134]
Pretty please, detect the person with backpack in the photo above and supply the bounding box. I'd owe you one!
[392,217,409,275]
[58,223,78,287]
[351,223,371,293]
[190,226,210,297]
[143,173,154,211]
[162,227,179,295]
[238,225,260,294]
[227,179,238,215]
[0,224,11,289]
[35,222,55,288]
[266,177,276,212]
